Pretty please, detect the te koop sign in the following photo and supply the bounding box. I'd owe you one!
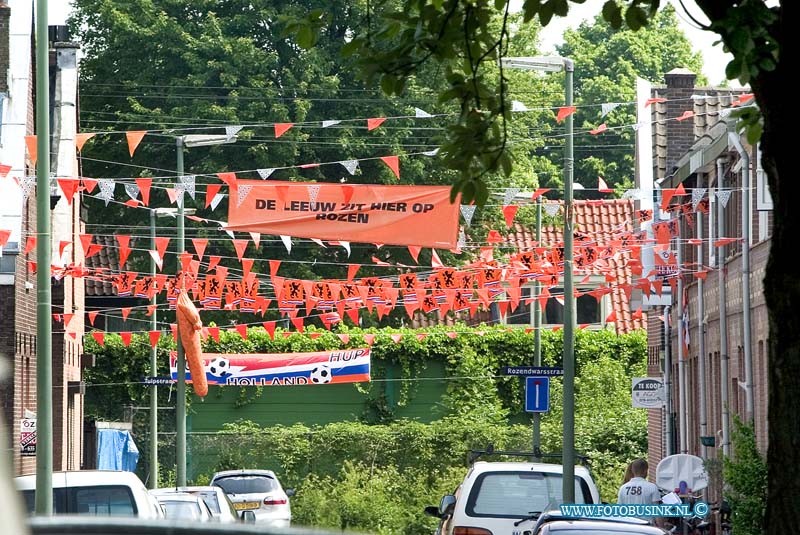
[631,377,666,408]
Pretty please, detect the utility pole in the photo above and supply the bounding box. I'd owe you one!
[175,138,187,487]
[532,196,542,460]
[149,209,159,488]
[34,0,53,515]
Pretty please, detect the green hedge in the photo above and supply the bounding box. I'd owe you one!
[84,325,648,530]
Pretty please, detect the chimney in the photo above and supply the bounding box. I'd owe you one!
[664,68,697,176]
[0,3,10,94]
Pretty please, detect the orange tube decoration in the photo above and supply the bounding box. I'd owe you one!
[177,290,208,397]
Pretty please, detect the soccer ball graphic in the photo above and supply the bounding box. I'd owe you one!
[206,357,231,379]
[310,364,332,384]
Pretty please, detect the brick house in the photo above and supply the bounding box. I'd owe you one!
[0,5,85,474]
[636,69,769,490]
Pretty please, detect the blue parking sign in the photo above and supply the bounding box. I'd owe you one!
[525,376,550,412]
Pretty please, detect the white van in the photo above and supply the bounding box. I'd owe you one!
[426,461,601,535]
[15,470,163,518]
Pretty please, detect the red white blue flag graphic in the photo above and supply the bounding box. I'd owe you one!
[169,348,371,387]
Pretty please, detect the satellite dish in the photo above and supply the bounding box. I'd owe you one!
[655,454,708,493]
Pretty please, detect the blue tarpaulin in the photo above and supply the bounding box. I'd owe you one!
[97,429,139,471]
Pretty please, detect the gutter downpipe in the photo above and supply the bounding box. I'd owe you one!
[697,173,708,459]
[664,305,673,457]
[677,225,688,453]
[716,157,731,457]
[728,133,755,423]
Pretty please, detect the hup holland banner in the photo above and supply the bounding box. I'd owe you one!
[169,348,371,387]
[226,182,460,248]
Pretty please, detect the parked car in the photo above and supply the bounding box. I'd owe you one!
[15,470,163,518]
[152,492,214,522]
[425,461,601,535]
[209,469,293,527]
[151,486,239,523]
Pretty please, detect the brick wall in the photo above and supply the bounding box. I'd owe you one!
[664,70,697,176]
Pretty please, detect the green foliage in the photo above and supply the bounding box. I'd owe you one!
[723,416,767,535]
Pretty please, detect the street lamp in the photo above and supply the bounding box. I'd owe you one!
[175,133,236,487]
[500,55,576,502]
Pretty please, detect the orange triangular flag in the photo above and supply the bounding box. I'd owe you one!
[121,307,131,321]
[75,133,96,152]
[79,234,94,256]
[274,123,294,138]
[290,317,304,333]
[82,178,98,193]
[556,106,577,123]
[236,324,248,340]
[117,235,132,268]
[191,238,208,261]
[232,239,248,261]
[207,326,220,342]
[165,188,178,204]
[136,178,152,206]
[644,97,666,108]
[149,331,161,348]
[341,185,354,204]
[120,332,132,346]
[363,333,375,346]
[63,313,74,327]
[57,178,79,204]
[205,183,221,208]
[676,110,694,122]
[408,245,421,263]
[502,205,518,228]
[367,118,386,131]
[347,263,360,281]
[605,310,617,323]
[24,236,36,255]
[598,176,614,193]
[155,236,170,261]
[91,331,105,347]
[380,155,400,179]
[25,135,37,165]
[675,182,687,195]
[589,123,607,135]
[88,311,99,326]
[242,258,254,280]
[126,131,147,157]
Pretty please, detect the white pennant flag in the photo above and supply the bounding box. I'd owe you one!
[601,102,622,117]
[692,187,707,211]
[249,232,261,248]
[511,100,529,112]
[279,235,292,254]
[307,184,321,204]
[98,179,115,205]
[457,229,467,249]
[717,190,732,208]
[631,121,647,132]
[719,108,733,118]
[622,188,643,199]
[20,175,36,201]
[422,148,439,157]
[339,160,359,175]
[210,192,224,211]
[415,107,433,118]
[691,94,709,101]
[460,204,476,226]
[225,125,243,139]
[503,187,520,206]
[322,120,341,128]
[148,250,163,271]
[543,203,561,217]
[237,184,253,207]
[124,182,139,200]
[338,240,350,257]
[179,175,196,199]
[257,168,275,180]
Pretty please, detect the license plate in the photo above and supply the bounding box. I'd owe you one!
[233,502,260,510]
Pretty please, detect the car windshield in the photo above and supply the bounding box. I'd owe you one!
[214,475,277,494]
[21,486,137,515]
[467,472,591,517]
[161,500,203,519]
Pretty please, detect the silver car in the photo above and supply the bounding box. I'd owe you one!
[151,486,239,523]
[210,469,293,527]
[152,492,214,522]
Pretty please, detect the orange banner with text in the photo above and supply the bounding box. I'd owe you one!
[226,182,460,248]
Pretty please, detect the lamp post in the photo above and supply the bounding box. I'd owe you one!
[500,55,575,502]
[174,134,236,487]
